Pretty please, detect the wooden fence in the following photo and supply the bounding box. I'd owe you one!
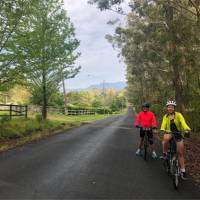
[67,110,96,115]
[28,105,97,115]
[0,104,28,119]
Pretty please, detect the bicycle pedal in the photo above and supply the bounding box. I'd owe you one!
[159,156,167,160]
[181,173,189,181]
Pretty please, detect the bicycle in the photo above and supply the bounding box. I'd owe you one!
[162,131,189,190]
[138,127,152,161]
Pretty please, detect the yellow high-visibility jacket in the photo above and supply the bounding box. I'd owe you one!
[160,112,191,133]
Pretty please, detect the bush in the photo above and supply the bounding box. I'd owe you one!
[39,120,54,130]
[0,127,21,140]
[186,111,200,132]
[35,114,43,122]
[24,120,40,134]
[151,104,165,120]
[0,118,60,141]
[0,115,10,123]
[66,105,112,114]
[96,107,112,114]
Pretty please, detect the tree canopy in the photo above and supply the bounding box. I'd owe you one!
[0,0,80,119]
[90,0,200,130]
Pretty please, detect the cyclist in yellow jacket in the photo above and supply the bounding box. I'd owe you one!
[160,100,191,180]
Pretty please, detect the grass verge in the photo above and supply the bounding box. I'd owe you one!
[0,112,124,153]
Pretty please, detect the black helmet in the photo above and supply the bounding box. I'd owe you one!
[142,102,150,108]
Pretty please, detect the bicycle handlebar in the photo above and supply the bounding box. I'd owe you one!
[160,130,191,138]
[136,126,153,131]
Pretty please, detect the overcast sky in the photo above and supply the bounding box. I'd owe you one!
[63,0,126,89]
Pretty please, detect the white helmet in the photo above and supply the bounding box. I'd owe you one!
[166,100,177,107]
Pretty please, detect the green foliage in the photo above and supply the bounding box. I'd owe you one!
[0,113,121,142]
[96,107,112,114]
[0,127,21,140]
[92,98,103,107]
[29,87,44,106]
[88,0,124,11]
[186,111,200,132]
[0,115,10,123]
[3,85,31,104]
[67,104,113,114]
[67,104,94,111]
[0,117,58,141]
[1,0,80,119]
[30,86,64,107]
[49,92,65,107]
[91,0,200,130]
[67,91,100,107]
[150,104,165,122]
[67,89,128,112]
[24,120,40,132]
[0,0,31,91]
[35,114,43,123]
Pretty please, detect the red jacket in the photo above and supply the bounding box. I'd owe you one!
[135,111,157,128]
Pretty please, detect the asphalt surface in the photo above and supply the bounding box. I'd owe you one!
[0,109,200,199]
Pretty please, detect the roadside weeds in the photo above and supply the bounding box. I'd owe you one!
[0,122,81,153]
[0,113,124,153]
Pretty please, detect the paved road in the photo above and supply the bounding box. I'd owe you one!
[0,110,200,199]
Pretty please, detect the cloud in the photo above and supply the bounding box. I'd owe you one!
[63,0,126,89]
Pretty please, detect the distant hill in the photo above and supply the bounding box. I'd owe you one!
[70,82,127,91]
[88,81,127,90]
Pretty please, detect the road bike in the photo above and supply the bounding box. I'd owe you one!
[162,131,189,190]
[137,127,152,161]
[143,127,152,160]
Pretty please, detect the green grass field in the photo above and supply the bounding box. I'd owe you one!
[46,112,117,123]
[0,112,125,152]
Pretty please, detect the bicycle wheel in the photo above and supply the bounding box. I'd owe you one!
[143,134,148,160]
[172,162,179,190]
[163,158,170,174]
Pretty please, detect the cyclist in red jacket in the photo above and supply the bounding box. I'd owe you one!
[135,103,158,158]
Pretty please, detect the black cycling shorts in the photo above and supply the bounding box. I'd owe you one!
[173,133,183,142]
[140,129,154,144]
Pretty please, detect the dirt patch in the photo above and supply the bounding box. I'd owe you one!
[185,138,200,185]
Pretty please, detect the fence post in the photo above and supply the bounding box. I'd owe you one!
[9,104,12,119]
[25,105,28,118]
[19,106,22,116]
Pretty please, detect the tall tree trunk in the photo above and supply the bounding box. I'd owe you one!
[198,72,200,89]
[166,2,185,114]
[62,78,68,115]
[42,69,47,120]
[173,64,185,113]
[140,77,145,104]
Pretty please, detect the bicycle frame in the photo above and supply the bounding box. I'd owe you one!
[165,132,182,189]
[141,127,152,161]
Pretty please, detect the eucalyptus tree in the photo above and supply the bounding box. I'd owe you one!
[89,0,200,115]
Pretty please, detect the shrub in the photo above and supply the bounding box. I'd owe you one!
[66,105,112,114]
[186,111,200,132]
[151,104,165,120]
[0,115,10,123]
[35,114,43,122]
[0,127,21,140]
